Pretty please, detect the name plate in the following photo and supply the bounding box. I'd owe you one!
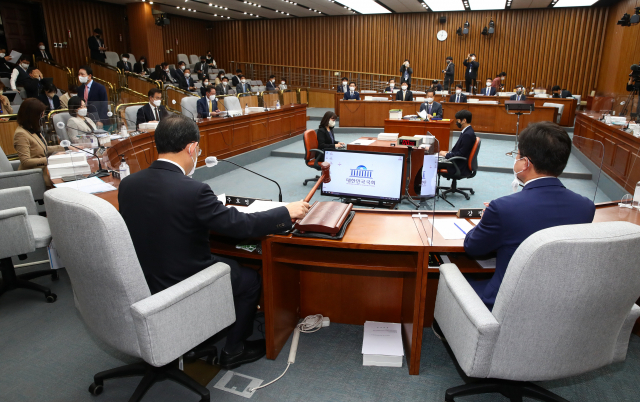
[457,208,483,218]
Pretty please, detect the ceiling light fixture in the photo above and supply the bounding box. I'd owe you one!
[553,0,598,7]
[467,0,506,10]
[423,0,465,12]
[339,0,390,14]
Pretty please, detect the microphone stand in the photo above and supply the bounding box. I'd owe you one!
[216,159,282,202]
[66,143,111,178]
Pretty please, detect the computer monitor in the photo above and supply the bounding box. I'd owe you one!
[321,149,405,203]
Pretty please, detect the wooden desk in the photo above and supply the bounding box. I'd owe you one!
[383,119,452,151]
[335,92,394,116]
[574,112,640,193]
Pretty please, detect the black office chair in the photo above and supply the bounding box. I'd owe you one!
[302,129,325,186]
[438,137,481,200]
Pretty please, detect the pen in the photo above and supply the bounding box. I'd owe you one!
[454,222,467,235]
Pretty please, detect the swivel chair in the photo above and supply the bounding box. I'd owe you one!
[438,137,481,200]
[302,129,325,186]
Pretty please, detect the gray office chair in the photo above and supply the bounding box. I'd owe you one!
[51,112,71,141]
[177,53,189,65]
[224,96,242,115]
[45,187,236,402]
[0,145,46,206]
[181,96,199,120]
[434,222,640,402]
[104,51,120,68]
[543,102,565,124]
[0,187,58,302]
[189,54,199,64]
[125,105,143,130]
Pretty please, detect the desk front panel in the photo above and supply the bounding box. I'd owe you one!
[383,119,451,152]
[442,103,558,134]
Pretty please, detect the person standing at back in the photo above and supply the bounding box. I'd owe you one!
[337,77,349,93]
[88,28,107,63]
[442,56,455,90]
[77,66,108,128]
[492,72,506,91]
[400,60,413,90]
[463,53,479,94]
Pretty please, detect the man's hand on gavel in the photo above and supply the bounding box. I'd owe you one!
[286,200,310,220]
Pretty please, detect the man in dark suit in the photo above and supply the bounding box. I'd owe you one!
[87,28,106,63]
[232,69,243,87]
[419,89,442,119]
[438,109,476,176]
[432,80,443,91]
[36,42,54,61]
[448,84,468,103]
[77,65,109,125]
[400,60,412,90]
[194,55,209,81]
[510,85,527,101]
[266,75,277,90]
[343,82,360,100]
[236,75,251,94]
[384,79,397,92]
[197,85,219,118]
[216,76,234,95]
[0,49,14,78]
[37,82,61,112]
[463,121,595,309]
[551,85,573,98]
[463,53,479,94]
[395,83,412,101]
[118,114,310,369]
[183,68,197,92]
[136,88,169,127]
[480,78,497,96]
[172,61,187,82]
[337,77,349,93]
[116,53,132,72]
[442,56,454,90]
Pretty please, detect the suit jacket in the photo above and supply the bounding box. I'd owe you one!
[215,83,233,95]
[76,81,109,121]
[37,94,61,112]
[236,82,252,94]
[136,103,169,127]
[343,91,360,100]
[337,84,349,93]
[232,75,241,87]
[463,60,479,79]
[419,101,443,118]
[13,126,64,188]
[480,86,497,96]
[553,90,573,98]
[400,65,413,85]
[116,61,132,72]
[23,78,41,98]
[395,90,413,102]
[171,68,184,82]
[443,125,476,177]
[384,86,397,92]
[197,96,219,118]
[118,160,293,294]
[87,35,106,62]
[464,177,595,307]
[194,62,209,80]
[36,49,54,61]
[133,62,150,75]
[184,76,196,91]
[150,69,169,82]
[66,116,97,142]
[448,93,468,103]
[316,127,338,162]
[432,84,443,91]
[444,62,455,78]
[509,94,527,101]
[266,81,277,90]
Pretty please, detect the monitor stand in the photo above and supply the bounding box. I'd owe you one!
[341,197,397,210]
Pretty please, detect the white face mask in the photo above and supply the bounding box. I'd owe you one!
[153,99,161,107]
[78,76,88,84]
[471,57,476,60]
[281,81,285,85]
[342,82,347,86]
[349,87,355,91]
[122,58,128,62]
[486,82,492,87]
[165,69,170,73]
[241,79,246,84]
[401,86,407,90]
[184,73,190,78]
[0,53,4,58]
[203,82,209,86]
[78,108,88,117]
[187,143,200,177]
[512,157,527,192]
[39,45,45,50]
[389,83,395,88]
[180,65,186,70]
[328,120,335,128]
[21,63,30,69]
[426,97,434,103]
[456,89,462,94]
[223,82,227,86]
[209,95,216,101]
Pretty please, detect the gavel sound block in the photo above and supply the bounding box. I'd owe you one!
[295,162,354,237]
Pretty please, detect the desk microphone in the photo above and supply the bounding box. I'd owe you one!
[58,122,111,178]
[205,156,282,202]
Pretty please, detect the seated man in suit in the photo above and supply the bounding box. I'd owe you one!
[136,88,169,128]
[77,65,109,127]
[419,88,442,120]
[172,61,187,83]
[236,75,252,94]
[462,121,595,310]
[510,85,527,101]
[116,53,132,72]
[232,69,243,87]
[36,42,54,61]
[343,82,360,100]
[216,76,235,95]
[395,82,413,101]
[337,77,349,93]
[197,85,220,118]
[432,79,443,92]
[266,75,277,90]
[183,68,197,92]
[551,85,573,98]
[194,55,209,81]
[438,109,476,176]
[37,82,61,112]
[448,84,468,103]
[118,114,310,369]
[384,79,397,93]
[480,77,497,96]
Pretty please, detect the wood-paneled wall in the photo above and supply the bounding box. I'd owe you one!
[595,0,640,97]
[210,8,609,97]
[36,0,129,71]
[161,15,215,65]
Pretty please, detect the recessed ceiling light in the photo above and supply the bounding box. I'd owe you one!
[423,0,465,11]
[339,0,390,13]
[553,0,598,6]
[467,0,506,10]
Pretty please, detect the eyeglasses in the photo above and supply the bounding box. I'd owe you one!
[505,151,522,159]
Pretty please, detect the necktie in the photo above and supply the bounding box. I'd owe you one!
[428,104,432,114]
[209,100,212,113]
[43,51,47,60]
[456,95,460,103]
[84,85,88,102]
[154,107,159,121]
[487,88,490,96]
[403,91,406,100]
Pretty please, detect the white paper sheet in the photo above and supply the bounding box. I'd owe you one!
[362,321,404,357]
[242,200,289,214]
[217,193,226,205]
[432,218,474,240]
[350,139,376,146]
[53,177,116,194]
[7,50,21,64]
[470,219,481,226]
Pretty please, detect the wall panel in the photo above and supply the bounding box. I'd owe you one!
[160,15,216,65]
[210,8,608,97]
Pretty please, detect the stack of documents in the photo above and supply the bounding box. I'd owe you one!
[228,200,289,214]
[48,153,91,179]
[53,177,116,194]
[432,219,474,240]
[139,122,159,131]
[389,109,402,120]
[378,133,399,141]
[362,321,403,367]
[350,139,376,146]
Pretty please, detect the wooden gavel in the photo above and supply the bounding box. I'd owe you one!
[304,162,331,203]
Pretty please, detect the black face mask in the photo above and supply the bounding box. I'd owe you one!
[456,121,462,128]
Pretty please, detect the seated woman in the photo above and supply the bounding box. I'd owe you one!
[214,71,225,86]
[316,111,345,162]
[200,77,211,97]
[66,96,97,144]
[134,56,151,76]
[279,79,288,91]
[13,98,65,188]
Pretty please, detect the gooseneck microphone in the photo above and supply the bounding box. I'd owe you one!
[58,121,111,178]
[205,156,282,202]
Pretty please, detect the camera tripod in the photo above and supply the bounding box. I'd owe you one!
[621,82,640,118]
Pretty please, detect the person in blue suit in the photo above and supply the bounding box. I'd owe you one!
[266,75,277,90]
[509,85,527,101]
[464,121,595,309]
[418,88,443,119]
[337,77,349,93]
[197,85,219,118]
[448,84,468,103]
[76,66,109,127]
[343,82,360,100]
[480,77,497,96]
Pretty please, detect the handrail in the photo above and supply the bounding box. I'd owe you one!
[118,87,148,102]
[47,108,69,120]
[36,59,75,87]
[162,84,199,114]
[124,71,162,89]
[87,58,123,75]
[115,102,149,114]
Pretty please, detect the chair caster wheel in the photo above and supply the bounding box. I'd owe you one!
[88,383,103,395]
[206,354,219,366]
[464,195,470,200]
[52,271,59,281]
[469,190,475,195]
[303,182,307,186]
[46,293,57,303]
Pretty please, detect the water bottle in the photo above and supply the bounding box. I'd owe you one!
[245,103,249,115]
[120,124,129,138]
[634,181,640,209]
[276,100,280,109]
[119,156,130,179]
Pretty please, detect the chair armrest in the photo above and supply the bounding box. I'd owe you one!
[10,160,20,171]
[613,303,640,363]
[0,170,46,202]
[0,186,38,215]
[310,149,325,170]
[130,262,236,367]
[442,156,468,177]
[434,263,500,378]
[0,206,36,258]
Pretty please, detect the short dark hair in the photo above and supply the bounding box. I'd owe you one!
[43,82,57,94]
[155,114,200,154]
[349,82,356,86]
[470,53,476,57]
[499,72,507,77]
[341,77,348,81]
[17,98,47,133]
[121,53,129,58]
[518,122,571,176]
[455,84,463,90]
[178,61,186,66]
[486,77,493,81]
[184,68,191,73]
[432,79,439,83]
[67,96,84,117]
[221,76,228,81]
[161,62,168,68]
[319,111,338,129]
[94,28,102,34]
[454,109,472,124]
[79,65,93,76]
[389,78,395,82]
[425,88,435,96]
[139,56,147,62]
[515,84,524,89]
[236,69,242,73]
[206,85,216,94]
[19,55,30,62]
[148,88,162,98]
[552,85,561,92]
[446,56,453,61]
[269,75,276,79]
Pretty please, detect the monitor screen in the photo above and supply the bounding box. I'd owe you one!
[321,149,405,202]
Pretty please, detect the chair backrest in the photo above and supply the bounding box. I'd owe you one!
[1,77,10,88]
[303,129,319,166]
[189,54,199,64]
[177,54,189,64]
[52,112,71,141]
[104,51,120,67]
[125,105,143,129]
[490,222,640,380]
[543,102,564,124]
[0,145,13,172]
[467,137,481,177]
[181,96,199,120]
[45,188,151,358]
[127,54,136,64]
[223,96,242,112]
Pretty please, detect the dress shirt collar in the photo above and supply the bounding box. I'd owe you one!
[156,158,185,175]
[86,80,93,91]
[461,125,471,134]
[524,176,555,186]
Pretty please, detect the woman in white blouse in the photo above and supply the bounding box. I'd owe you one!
[279,79,288,91]
[66,96,97,143]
